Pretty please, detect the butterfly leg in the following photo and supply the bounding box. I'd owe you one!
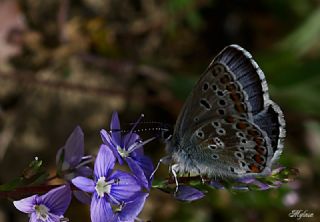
[149,155,172,180]
[171,164,180,194]
[199,173,206,184]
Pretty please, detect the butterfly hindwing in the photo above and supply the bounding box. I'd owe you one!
[253,101,285,163]
[180,116,273,178]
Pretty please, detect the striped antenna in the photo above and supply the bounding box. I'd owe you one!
[109,121,172,140]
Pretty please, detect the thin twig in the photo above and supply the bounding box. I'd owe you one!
[57,0,69,43]
[0,184,78,200]
[0,70,176,106]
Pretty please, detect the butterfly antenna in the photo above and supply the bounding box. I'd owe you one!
[124,114,145,147]
[124,121,172,141]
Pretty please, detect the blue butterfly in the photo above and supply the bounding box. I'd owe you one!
[163,45,285,182]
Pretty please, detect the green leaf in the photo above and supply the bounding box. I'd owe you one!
[0,177,24,191]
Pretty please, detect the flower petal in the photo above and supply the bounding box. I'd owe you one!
[109,170,141,202]
[40,185,72,216]
[231,186,249,191]
[29,212,38,222]
[55,147,63,167]
[46,213,63,222]
[73,190,92,205]
[118,192,148,222]
[94,144,116,179]
[209,180,225,190]
[253,180,270,190]
[72,176,95,193]
[236,176,256,184]
[236,177,270,190]
[75,166,93,178]
[132,155,154,186]
[123,133,140,150]
[125,157,149,189]
[91,194,114,222]
[100,129,123,165]
[175,186,205,202]
[110,112,121,146]
[13,195,37,213]
[60,126,84,167]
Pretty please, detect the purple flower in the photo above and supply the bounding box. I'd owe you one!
[113,192,149,222]
[13,185,71,222]
[174,186,205,202]
[236,177,270,190]
[209,180,225,190]
[100,112,154,189]
[72,144,145,222]
[56,126,93,180]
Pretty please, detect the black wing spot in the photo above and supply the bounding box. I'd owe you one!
[217,109,225,115]
[200,98,211,110]
[203,82,209,91]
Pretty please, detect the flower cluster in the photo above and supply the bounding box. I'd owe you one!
[72,145,148,221]
[13,112,154,222]
[100,112,154,190]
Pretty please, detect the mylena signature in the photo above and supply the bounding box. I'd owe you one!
[288,210,314,220]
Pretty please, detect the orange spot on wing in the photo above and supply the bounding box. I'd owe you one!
[249,164,261,173]
[236,121,249,129]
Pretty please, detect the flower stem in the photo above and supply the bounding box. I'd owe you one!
[0,184,78,200]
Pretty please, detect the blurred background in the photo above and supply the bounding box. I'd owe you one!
[0,0,320,221]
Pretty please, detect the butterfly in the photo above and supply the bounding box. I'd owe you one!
[165,44,286,180]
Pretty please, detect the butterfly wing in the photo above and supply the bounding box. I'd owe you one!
[169,45,285,177]
[184,116,273,178]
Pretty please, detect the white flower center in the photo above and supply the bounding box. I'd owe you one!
[117,146,129,158]
[95,177,111,198]
[34,204,49,221]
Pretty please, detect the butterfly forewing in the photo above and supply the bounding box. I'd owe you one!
[174,61,253,137]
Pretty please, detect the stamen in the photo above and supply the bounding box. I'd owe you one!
[95,177,111,197]
[113,202,125,213]
[75,155,94,169]
[126,137,156,153]
[34,204,49,221]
